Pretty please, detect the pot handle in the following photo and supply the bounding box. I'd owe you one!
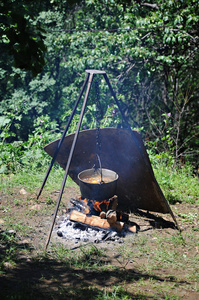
[93,154,104,184]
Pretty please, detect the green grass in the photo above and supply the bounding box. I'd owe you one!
[47,243,109,269]
[95,286,132,300]
[152,163,199,205]
[0,165,75,194]
[0,158,199,299]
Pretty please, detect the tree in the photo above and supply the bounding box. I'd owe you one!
[0,0,48,75]
[0,0,198,168]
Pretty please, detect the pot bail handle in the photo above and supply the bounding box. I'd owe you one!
[93,154,104,184]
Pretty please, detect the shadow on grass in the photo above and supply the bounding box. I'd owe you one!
[0,234,186,300]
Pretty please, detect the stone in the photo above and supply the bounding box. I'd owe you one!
[19,188,27,195]
[30,204,41,210]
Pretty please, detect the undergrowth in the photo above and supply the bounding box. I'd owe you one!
[149,153,199,205]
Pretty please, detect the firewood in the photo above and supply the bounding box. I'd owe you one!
[111,195,118,211]
[106,210,117,224]
[69,210,124,231]
[116,211,129,223]
[99,211,106,219]
[127,225,137,233]
[70,198,90,214]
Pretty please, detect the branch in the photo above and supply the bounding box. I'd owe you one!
[141,32,152,40]
[177,131,199,153]
[140,3,159,10]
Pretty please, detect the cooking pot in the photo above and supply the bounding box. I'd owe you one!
[78,168,119,201]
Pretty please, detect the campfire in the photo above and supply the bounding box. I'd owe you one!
[55,163,138,243]
[56,195,138,243]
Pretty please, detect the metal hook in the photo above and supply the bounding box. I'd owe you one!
[93,153,104,184]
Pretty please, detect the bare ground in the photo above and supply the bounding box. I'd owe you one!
[0,183,199,299]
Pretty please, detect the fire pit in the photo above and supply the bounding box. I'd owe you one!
[55,195,138,244]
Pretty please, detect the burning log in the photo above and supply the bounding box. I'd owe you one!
[111,195,118,210]
[116,211,129,223]
[70,198,90,214]
[69,210,124,232]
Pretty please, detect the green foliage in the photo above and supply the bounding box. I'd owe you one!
[21,115,61,170]
[0,115,60,174]
[0,0,199,173]
[0,0,47,75]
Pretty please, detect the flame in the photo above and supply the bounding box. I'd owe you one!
[82,198,88,205]
[80,196,115,213]
[93,198,112,212]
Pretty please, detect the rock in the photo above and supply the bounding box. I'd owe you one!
[0,219,4,225]
[57,230,63,237]
[6,229,16,236]
[20,188,27,195]
[30,204,41,210]
[21,239,30,244]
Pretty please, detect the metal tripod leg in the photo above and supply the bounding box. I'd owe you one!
[45,72,94,249]
[36,73,89,200]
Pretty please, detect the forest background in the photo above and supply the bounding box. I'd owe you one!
[0,0,199,175]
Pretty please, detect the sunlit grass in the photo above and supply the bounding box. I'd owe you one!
[152,162,199,205]
[0,165,76,194]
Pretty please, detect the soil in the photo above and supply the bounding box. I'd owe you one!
[0,183,199,299]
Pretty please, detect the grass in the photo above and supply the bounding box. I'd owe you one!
[0,159,199,299]
[152,162,199,205]
[0,164,74,194]
[47,243,108,269]
[95,286,132,299]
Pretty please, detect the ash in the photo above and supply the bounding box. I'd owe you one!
[55,215,130,243]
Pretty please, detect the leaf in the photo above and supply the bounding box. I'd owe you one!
[0,165,8,174]
[0,116,11,127]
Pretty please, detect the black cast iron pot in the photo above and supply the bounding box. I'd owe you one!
[78,168,119,201]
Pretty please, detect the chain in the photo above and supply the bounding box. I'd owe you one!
[94,79,102,158]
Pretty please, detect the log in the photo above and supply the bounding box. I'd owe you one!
[127,225,137,233]
[99,211,106,219]
[69,210,124,232]
[70,198,90,214]
[116,211,129,223]
[110,195,118,211]
[106,210,117,224]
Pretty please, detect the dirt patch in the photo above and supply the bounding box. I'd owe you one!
[0,184,199,299]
